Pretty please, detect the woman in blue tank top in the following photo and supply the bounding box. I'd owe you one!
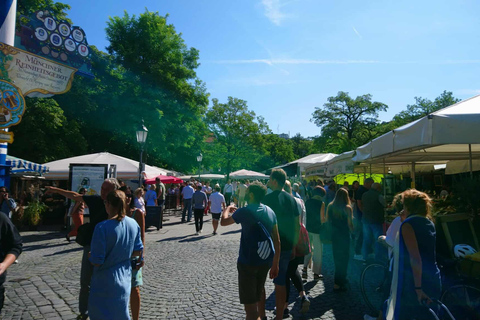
[385,189,441,320]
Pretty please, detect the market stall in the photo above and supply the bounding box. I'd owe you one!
[271,153,337,177]
[43,152,168,181]
[352,95,480,182]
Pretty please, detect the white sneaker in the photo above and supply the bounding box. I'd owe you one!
[195,232,199,235]
[364,315,377,320]
[199,229,202,233]
[354,254,364,261]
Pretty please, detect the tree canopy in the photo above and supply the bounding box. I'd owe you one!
[311,91,388,153]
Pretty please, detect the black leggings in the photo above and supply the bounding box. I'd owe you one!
[332,234,350,286]
[286,256,305,302]
[194,209,204,232]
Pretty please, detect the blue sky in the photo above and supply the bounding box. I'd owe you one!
[61,0,480,137]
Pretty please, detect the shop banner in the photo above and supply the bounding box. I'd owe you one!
[0,79,25,130]
[15,9,93,78]
[0,42,76,96]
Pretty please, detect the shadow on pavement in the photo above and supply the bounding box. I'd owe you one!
[20,232,65,244]
[44,246,83,256]
[23,242,70,252]
[178,234,214,243]
[157,235,191,242]
[220,229,241,236]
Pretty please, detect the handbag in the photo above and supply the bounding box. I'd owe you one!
[295,224,311,257]
[75,222,94,247]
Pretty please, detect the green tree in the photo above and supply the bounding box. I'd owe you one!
[9,98,87,163]
[104,10,209,171]
[258,134,295,169]
[311,91,388,153]
[205,97,270,178]
[17,0,71,21]
[392,90,461,127]
[290,133,315,159]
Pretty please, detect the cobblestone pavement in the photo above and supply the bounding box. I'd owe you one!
[2,212,371,320]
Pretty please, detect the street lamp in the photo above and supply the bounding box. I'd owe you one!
[197,153,203,180]
[136,120,148,187]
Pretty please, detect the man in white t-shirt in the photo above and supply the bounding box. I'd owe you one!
[223,180,233,205]
[208,185,226,235]
[236,180,248,207]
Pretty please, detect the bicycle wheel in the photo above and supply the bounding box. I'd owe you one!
[440,284,480,320]
[361,263,388,316]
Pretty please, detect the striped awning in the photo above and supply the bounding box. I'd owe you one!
[6,156,49,175]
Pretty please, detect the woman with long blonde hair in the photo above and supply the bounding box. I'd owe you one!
[326,188,353,292]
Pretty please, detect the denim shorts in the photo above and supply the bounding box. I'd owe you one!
[273,250,292,286]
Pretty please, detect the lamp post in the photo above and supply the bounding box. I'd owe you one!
[136,120,148,187]
[197,153,203,180]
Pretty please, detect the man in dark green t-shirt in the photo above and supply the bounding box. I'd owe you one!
[262,168,299,320]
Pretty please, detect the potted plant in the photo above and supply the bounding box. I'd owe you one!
[23,200,48,229]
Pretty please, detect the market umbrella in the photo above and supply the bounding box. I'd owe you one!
[229,169,269,180]
[144,175,183,184]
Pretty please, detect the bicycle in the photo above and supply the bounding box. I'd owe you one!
[361,237,480,319]
[437,256,480,320]
[360,236,391,316]
[361,259,389,316]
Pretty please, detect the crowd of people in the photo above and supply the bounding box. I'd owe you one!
[0,168,445,320]
[206,171,441,320]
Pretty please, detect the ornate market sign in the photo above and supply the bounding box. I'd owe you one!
[15,9,93,78]
[0,80,25,130]
[0,43,77,96]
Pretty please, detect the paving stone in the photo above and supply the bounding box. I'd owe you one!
[1,211,370,319]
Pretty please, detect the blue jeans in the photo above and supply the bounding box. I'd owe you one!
[182,198,192,222]
[362,222,384,261]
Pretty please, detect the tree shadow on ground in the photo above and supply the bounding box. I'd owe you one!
[44,246,83,256]
[23,242,70,252]
[19,232,64,244]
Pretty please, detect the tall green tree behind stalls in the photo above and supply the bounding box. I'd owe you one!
[105,10,209,171]
[392,90,461,127]
[311,91,388,153]
[205,97,269,178]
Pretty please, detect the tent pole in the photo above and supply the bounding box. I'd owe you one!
[383,158,387,218]
[411,162,416,189]
[369,164,372,176]
[469,144,473,179]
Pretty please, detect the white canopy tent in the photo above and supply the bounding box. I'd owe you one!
[305,151,442,178]
[178,174,225,180]
[274,153,337,177]
[43,152,168,180]
[352,95,480,183]
[229,169,269,180]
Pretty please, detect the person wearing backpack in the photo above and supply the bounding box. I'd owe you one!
[221,182,280,320]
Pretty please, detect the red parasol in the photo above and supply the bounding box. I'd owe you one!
[144,175,183,185]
